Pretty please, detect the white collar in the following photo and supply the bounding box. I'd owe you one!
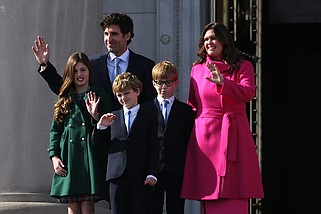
[109,49,130,63]
[157,95,175,105]
[123,104,140,115]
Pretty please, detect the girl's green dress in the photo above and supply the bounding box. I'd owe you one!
[48,85,111,202]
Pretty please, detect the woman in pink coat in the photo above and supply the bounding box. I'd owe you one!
[181,22,264,214]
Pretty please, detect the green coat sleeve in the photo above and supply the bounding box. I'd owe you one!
[48,118,64,159]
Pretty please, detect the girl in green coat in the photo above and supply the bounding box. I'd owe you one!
[48,52,112,214]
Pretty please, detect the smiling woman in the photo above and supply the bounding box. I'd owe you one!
[181,22,264,214]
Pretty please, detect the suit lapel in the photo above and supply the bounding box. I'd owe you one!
[115,109,127,135]
[126,50,135,73]
[153,99,166,128]
[98,53,113,95]
[166,98,178,128]
[128,105,143,135]
[127,50,141,75]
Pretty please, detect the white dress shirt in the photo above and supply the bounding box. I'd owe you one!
[123,104,140,132]
[107,49,130,80]
[156,95,175,119]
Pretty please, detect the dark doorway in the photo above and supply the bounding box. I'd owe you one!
[261,2,321,213]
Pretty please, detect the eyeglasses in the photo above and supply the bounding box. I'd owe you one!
[153,80,175,87]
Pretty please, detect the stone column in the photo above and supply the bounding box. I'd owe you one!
[0,0,107,212]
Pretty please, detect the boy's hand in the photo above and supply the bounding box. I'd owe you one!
[144,177,157,187]
[98,113,116,127]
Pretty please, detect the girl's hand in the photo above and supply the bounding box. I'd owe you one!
[205,61,224,85]
[85,91,100,121]
[51,156,67,177]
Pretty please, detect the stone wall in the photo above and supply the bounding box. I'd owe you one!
[0,0,103,196]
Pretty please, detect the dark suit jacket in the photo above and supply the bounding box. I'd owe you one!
[153,98,194,177]
[38,50,157,110]
[93,102,159,181]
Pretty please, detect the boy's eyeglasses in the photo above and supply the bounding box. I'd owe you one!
[153,80,175,87]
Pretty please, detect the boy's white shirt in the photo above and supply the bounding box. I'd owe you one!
[96,104,157,182]
[97,104,140,130]
[157,95,175,114]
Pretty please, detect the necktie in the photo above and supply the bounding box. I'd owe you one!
[127,110,131,133]
[112,58,121,83]
[162,100,169,124]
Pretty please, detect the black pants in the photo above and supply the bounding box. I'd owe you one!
[109,172,154,214]
[153,169,185,214]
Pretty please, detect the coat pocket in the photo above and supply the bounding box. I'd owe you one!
[106,151,126,181]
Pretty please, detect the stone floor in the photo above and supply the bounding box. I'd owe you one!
[0,201,110,214]
[0,193,200,214]
[0,193,110,214]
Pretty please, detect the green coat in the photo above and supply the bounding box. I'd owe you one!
[48,85,112,199]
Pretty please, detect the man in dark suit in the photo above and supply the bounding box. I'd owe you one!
[32,12,156,110]
[89,72,159,214]
[150,61,195,214]
[32,13,157,208]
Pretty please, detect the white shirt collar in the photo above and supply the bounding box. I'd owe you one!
[123,104,140,115]
[109,49,130,63]
[157,95,175,105]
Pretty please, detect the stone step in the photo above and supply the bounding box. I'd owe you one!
[0,193,110,214]
[0,202,110,214]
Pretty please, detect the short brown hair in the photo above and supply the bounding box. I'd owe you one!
[112,72,142,95]
[152,61,178,81]
[100,13,134,45]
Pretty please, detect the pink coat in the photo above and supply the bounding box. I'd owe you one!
[181,57,264,200]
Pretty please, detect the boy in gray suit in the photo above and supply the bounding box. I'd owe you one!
[87,72,159,214]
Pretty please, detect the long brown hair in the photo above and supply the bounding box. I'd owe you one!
[194,22,241,72]
[53,52,92,123]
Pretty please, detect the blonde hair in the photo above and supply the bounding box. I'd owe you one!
[152,61,178,81]
[112,72,142,95]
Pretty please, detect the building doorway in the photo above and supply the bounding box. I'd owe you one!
[261,1,321,213]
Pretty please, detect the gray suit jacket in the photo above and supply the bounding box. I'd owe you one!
[93,102,159,181]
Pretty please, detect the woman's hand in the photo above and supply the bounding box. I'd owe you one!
[205,61,224,85]
[51,156,67,177]
[85,91,100,121]
[31,36,50,65]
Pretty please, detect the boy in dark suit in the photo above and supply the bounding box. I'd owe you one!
[88,72,159,214]
[151,61,195,214]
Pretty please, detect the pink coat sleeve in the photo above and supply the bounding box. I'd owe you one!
[217,60,256,103]
[187,66,198,111]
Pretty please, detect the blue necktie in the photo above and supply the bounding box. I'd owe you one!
[127,110,131,133]
[112,58,121,83]
[162,100,169,124]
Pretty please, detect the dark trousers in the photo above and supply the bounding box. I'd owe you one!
[109,172,154,214]
[153,168,185,214]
